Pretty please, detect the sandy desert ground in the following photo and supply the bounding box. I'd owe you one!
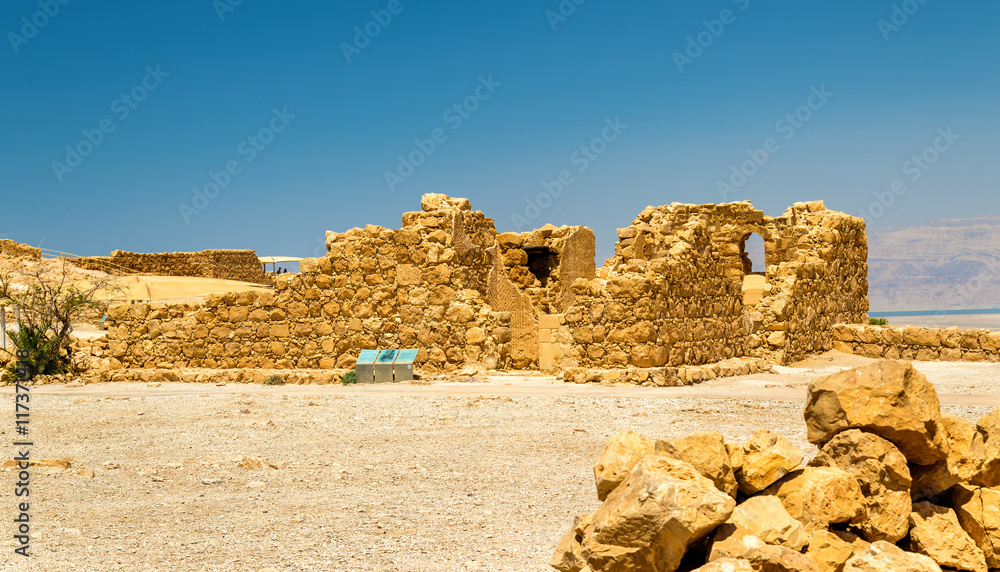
[0,351,997,572]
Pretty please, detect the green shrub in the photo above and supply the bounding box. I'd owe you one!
[869,317,889,326]
[263,374,284,386]
[1,259,123,377]
[341,369,358,385]
[5,322,64,377]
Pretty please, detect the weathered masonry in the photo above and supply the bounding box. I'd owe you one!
[75,249,270,285]
[104,195,868,374]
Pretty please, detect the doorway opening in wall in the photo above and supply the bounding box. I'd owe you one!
[524,247,558,287]
[740,233,766,305]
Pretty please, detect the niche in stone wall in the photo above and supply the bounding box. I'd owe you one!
[524,247,559,287]
[740,232,766,305]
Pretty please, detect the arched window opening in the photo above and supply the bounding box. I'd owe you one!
[740,233,766,274]
[740,233,766,305]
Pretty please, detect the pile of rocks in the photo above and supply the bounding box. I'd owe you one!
[551,360,1000,572]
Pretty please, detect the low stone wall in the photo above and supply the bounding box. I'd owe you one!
[104,288,509,372]
[0,239,41,260]
[833,323,1000,361]
[74,249,270,285]
[559,357,772,386]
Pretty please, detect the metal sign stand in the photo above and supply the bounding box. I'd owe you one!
[355,350,379,384]
[393,349,418,382]
[374,350,399,383]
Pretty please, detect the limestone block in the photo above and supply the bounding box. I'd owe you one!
[656,432,738,498]
[810,429,912,542]
[806,530,869,572]
[580,456,735,572]
[973,408,1000,487]
[844,540,941,572]
[952,484,1000,569]
[908,501,987,572]
[738,429,804,495]
[708,495,808,561]
[912,415,985,499]
[763,467,864,532]
[593,430,655,501]
[805,361,948,466]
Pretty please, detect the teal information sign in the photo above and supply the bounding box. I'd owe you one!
[357,350,379,364]
[395,349,418,364]
[374,350,399,383]
[376,350,399,363]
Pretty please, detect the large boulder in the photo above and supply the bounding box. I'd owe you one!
[550,514,589,572]
[579,455,735,572]
[805,530,870,572]
[908,501,987,572]
[911,415,986,499]
[656,432,738,498]
[809,429,912,542]
[972,408,1000,487]
[952,484,1000,569]
[761,467,864,532]
[804,361,949,466]
[844,541,943,572]
[708,495,808,561]
[738,429,804,495]
[593,430,655,501]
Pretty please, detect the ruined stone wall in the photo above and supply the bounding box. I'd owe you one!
[105,195,512,373]
[551,200,867,367]
[0,239,41,260]
[552,221,747,369]
[496,225,596,315]
[601,200,867,364]
[101,195,868,376]
[74,249,270,285]
[834,323,1000,362]
[105,276,508,372]
[779,203,869,361]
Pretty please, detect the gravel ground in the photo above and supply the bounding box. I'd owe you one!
[1,353,997,571]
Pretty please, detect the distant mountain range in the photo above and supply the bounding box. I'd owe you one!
[868,217,1000,312]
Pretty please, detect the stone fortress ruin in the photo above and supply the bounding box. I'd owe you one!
[98,194,871,383]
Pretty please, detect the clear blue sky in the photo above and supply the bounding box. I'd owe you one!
[2,1,997,263]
